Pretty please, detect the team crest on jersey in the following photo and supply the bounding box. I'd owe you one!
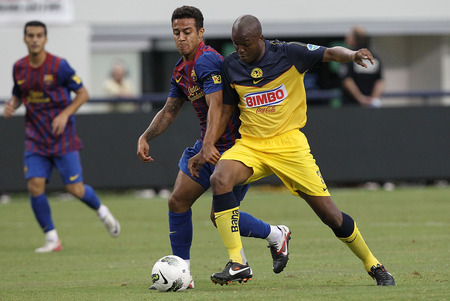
[43,74,54,86]
[191,69,197,81]
[72,75,81,84]
[307,44,320,51]
[212,74,222,84]
[244,84,288,108]
[187,85,205,102]
[250,68,263,79]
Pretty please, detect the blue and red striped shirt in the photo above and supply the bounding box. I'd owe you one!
[168,41,241,152]
[12,52,83,156]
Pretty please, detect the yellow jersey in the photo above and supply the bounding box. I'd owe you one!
[222,40,326,139]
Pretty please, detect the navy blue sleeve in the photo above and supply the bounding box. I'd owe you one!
[221,57,240,106]
[12,65,21,97]
[57,59,83,91]
[285,42,326,74]
[195,51,223,95]
[168,74,185,98]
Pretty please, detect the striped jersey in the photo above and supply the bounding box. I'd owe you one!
[12,52,83,156]
[168,41,241,152]
[222,40,326,139]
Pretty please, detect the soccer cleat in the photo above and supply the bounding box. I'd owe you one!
[99,206,121,237]
[211,260,253,285]
[268,225,291,273]
[35,239,62,253]
[368,264,396,286]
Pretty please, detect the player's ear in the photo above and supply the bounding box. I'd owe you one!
[198,27,205,39]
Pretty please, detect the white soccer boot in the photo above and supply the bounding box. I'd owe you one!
[98,205,121,237]
[268,225,291,273]
[35,239,62,253]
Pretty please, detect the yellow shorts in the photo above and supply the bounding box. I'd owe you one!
[220,129,330,197]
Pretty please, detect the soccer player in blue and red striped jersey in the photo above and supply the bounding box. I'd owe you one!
[137,6,289,289]
[3,20,120,253]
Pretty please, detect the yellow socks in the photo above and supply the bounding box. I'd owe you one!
[339,223,379,272]
[214,207,245,264]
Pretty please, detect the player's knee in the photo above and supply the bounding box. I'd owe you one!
[168,193,190,213]
[27,178,45,196]
[66,182,85,199]
[322,211,343,229]
[210,171,229,191]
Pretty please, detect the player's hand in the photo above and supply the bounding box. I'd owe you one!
[201,143,221,165]
[52,113,69,135]
[188,152,206,179]
[3,100,16,118]
[137,136,154,163]
[353,48,374,68]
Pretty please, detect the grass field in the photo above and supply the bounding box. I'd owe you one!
[0,185,449,300]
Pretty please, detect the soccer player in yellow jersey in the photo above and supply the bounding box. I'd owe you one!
[190,15,395,286]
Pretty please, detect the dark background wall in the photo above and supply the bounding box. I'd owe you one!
[1,106,449,192]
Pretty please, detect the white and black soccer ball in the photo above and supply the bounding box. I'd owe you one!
[151,255,190,292]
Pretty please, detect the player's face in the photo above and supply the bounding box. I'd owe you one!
[232,31,264,64]
[172,18,204,61]
[24,26,47,56]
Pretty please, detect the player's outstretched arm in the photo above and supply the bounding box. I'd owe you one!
[323,46,374,68]
[137,97,184,163]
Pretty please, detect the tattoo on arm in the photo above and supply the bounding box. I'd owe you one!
[144,97,184,141]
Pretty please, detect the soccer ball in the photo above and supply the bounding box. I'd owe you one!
[151,255,191,292]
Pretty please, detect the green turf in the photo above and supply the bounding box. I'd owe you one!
[0,186,449,300]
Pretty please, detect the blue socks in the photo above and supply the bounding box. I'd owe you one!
[80,185,101,210]
[168,207,271,260]
[31,185,101,234]
[239,211,271,238]
[31,194,54,233]
[169,210,193,260]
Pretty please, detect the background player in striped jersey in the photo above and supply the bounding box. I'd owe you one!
[200,15,395,286]
[137,6,290,289]
[3,20,120,253]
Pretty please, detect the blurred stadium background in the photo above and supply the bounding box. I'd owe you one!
[1,0,450,194]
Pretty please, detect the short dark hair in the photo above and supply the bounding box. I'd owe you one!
[171,5,204,31]
[24,20,47,36]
